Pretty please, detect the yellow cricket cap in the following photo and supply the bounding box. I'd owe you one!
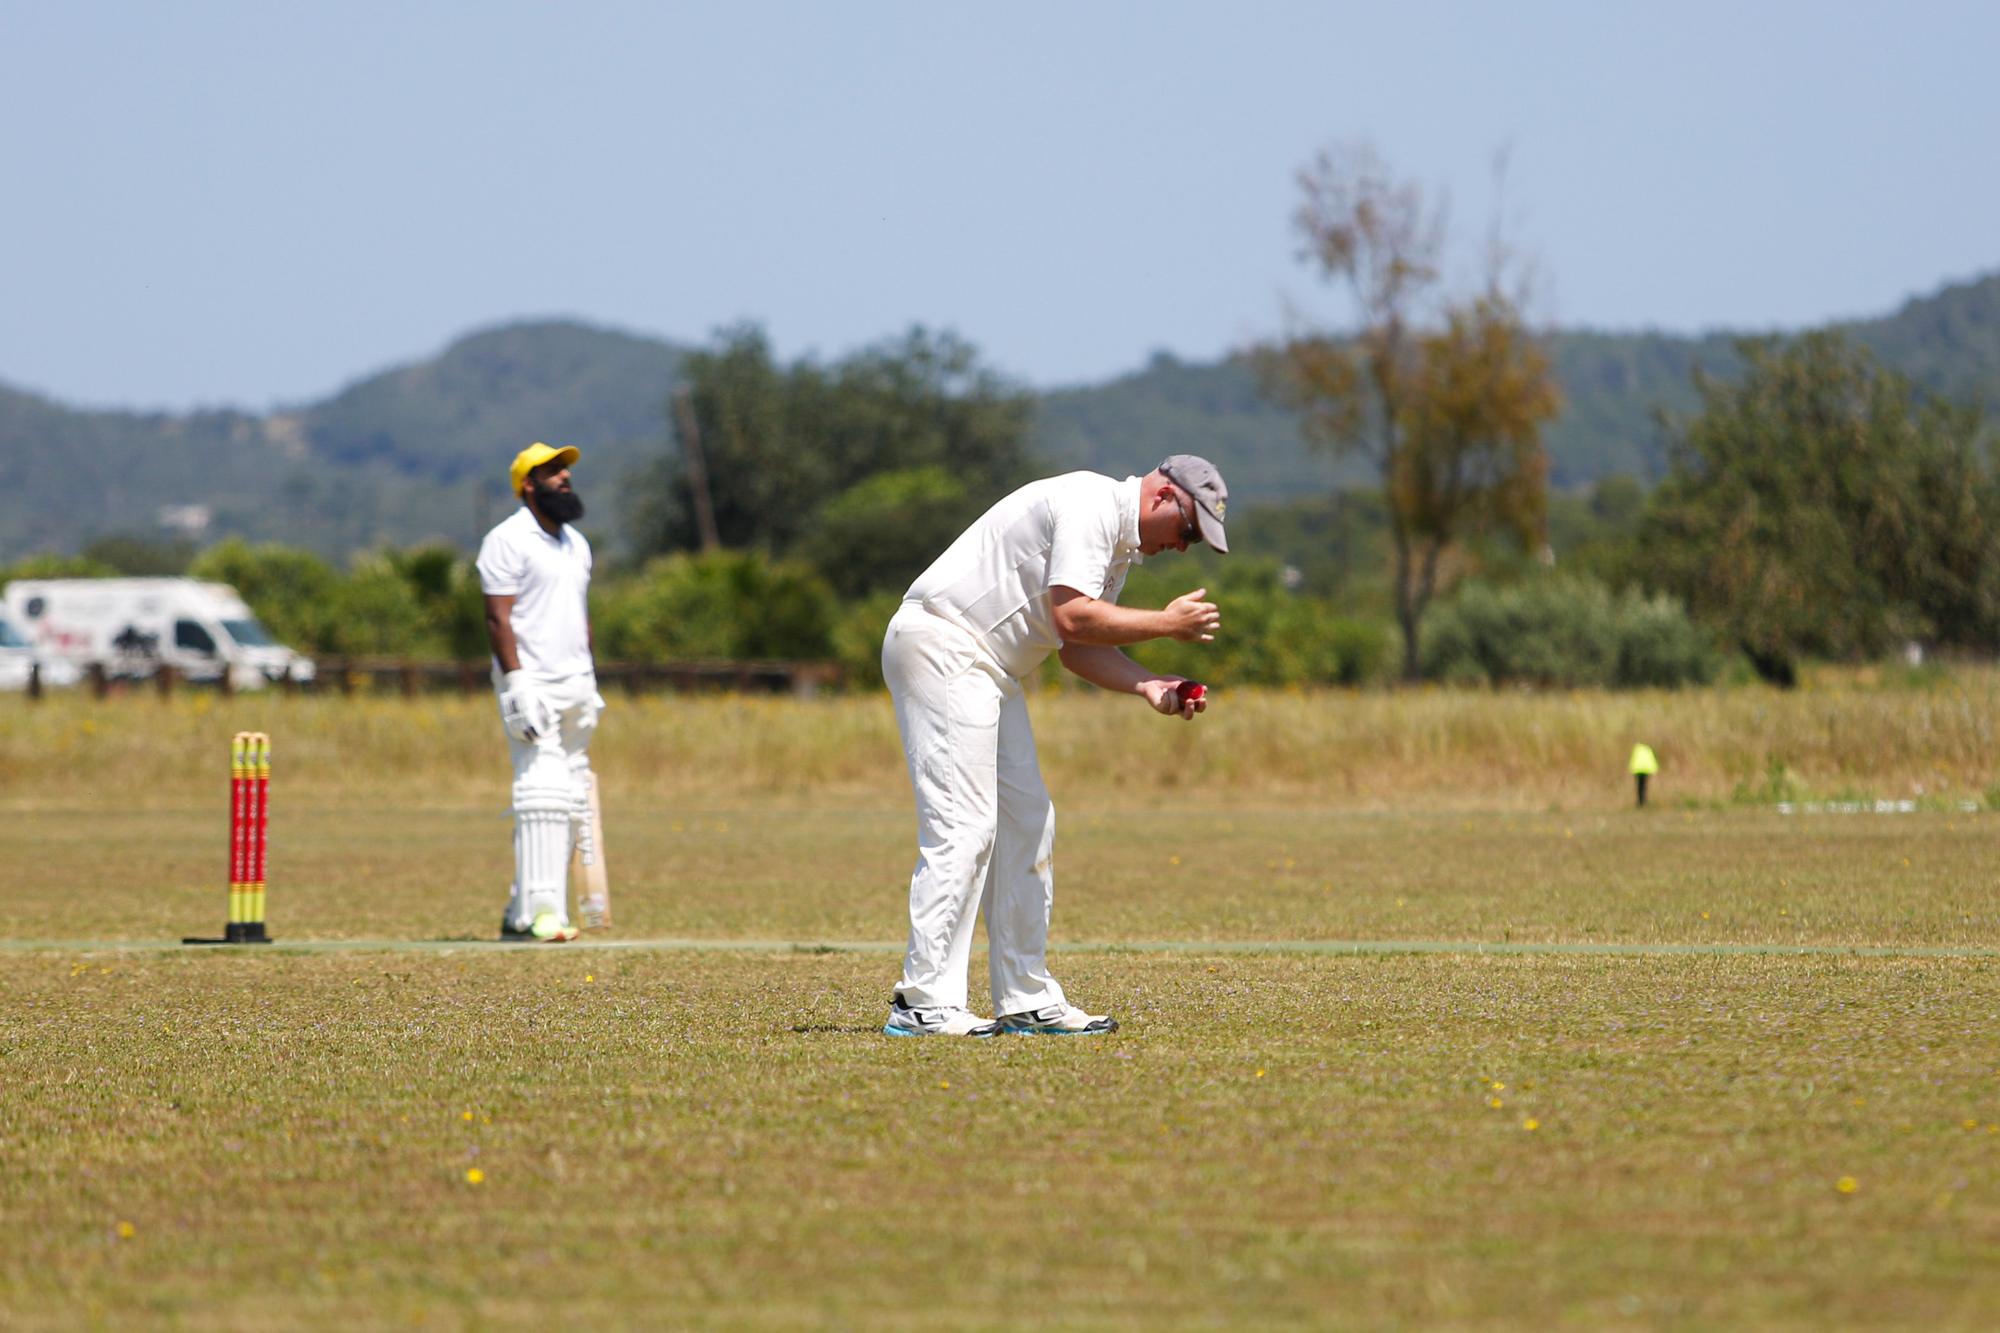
[509,442,581,497]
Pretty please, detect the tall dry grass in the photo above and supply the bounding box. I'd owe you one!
[5,669,1998,811]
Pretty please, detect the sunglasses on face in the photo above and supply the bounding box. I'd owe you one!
[1169,488,1202,547]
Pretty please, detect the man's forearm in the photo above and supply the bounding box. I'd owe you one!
[484,596,523,672]
[488,629,522,673]
[1057,642,1154,693]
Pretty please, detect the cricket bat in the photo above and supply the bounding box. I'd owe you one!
[573,769,612,929]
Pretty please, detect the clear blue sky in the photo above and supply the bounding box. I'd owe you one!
[4,0,1996,411]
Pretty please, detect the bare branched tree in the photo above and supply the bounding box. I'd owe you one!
[1263,143,1559,680]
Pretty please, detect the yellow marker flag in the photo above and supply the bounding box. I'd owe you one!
[1628,743,1659,776]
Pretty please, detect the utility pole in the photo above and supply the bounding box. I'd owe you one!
[671,387,722,552]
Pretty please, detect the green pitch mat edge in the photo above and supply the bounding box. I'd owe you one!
[0,937,1994,959]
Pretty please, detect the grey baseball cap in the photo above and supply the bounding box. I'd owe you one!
[1158,455,1230,553]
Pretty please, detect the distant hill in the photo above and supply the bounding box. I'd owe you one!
[1846,272,2000,407]
[1040,331,1729,498]
[300,320,685,487]
[5,322,691,561]
[6,273,1998,562]
[1033,274,2000,497]
[1034,352,1359,503]
[1541,330,1735,483]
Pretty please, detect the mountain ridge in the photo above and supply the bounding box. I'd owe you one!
[9,271,1998,562]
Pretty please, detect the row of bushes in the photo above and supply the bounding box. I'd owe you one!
[2,541,1721,690]
[604,556,1723,690]
[1421,577,1720,689]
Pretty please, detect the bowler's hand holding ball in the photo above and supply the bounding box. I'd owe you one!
[1152,679,1207,720]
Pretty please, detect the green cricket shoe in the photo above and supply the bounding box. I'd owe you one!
[500,911,580,943]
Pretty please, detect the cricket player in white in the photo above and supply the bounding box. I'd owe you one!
[882,455,1230,1036]
[477,442,606,943]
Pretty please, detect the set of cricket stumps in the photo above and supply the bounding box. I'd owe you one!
[187,730,612,943]
[184,732,271,945]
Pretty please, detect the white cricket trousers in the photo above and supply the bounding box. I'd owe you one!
[883,602,1066,1016]
[493,670,602,930]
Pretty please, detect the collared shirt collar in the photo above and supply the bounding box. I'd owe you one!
[517,503,569,546]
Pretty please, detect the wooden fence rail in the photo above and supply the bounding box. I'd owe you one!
[313,658,844,699]
[31,659,845,700]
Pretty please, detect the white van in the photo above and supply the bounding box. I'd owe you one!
[0,610,81,691]
[3,578,316,690]
[0,611,35,691]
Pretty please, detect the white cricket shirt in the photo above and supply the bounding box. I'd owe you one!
[475,507,595,677]
[904,472,1141,678]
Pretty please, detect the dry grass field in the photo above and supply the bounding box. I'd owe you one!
[3,681,1997,1327]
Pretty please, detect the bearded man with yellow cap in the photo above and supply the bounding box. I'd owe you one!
[476,442,607,942]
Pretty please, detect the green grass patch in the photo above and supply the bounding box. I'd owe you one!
[9,805,1998,951]
[6,687,2000,1325]
[3,950,1996,1327]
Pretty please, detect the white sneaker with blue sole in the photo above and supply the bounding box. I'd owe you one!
[882,995,1000,1037]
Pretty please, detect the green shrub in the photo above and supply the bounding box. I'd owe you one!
[1420,575,1717,688]
[1616,588,1722,688]
[830,591,905,690]
[384,545,490,659]
[190,539,346,652]
[188,540,471,657]
[1119,557,1394,687]
[331,556,439,656]
[0,553,119,593]
[800,466,976,599]
[596,551,836,661]
[1266,600,1393,686]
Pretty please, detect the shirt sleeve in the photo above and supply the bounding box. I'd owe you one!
[1045,489,1118,599]
[1102,557,1132,607]
[475,529,525,596]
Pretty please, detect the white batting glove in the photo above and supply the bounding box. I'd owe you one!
[499,671,554,741]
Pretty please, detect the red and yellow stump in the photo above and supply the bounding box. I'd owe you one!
[186,731,273,945]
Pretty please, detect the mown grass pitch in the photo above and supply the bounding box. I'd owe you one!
[6,947,1998,1328]
[14,800,2000,951]
[4,693,1999,1327]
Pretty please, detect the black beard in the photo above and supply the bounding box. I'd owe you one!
[534,484,585,524]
